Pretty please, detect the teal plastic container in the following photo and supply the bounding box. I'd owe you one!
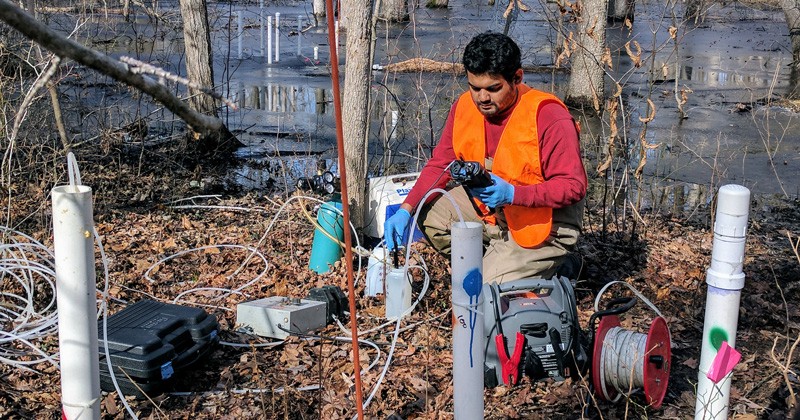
[309,200,344,274]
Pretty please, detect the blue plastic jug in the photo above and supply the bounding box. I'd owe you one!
[309,200,344,274]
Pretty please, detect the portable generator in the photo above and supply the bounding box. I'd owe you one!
[482,276,588,388]
[481,277,672,409]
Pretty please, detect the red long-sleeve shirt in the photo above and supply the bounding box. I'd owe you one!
[403,91,587,210]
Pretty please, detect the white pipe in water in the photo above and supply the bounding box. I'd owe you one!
[314,46,319,61]
[53,185,101,420]
[694,184,750,420]
[237,11,243,60]
[267,16,273,64]
[259,0,265,57]
[390,110,399,139]
[451,221,485,420]
[297,15,302,56]
[334,20,339,56]
[274,12,280,62]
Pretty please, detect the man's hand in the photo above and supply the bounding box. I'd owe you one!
[470,173,514,208]
[384,208,411,250]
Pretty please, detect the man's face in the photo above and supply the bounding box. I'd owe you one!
[466,69,522,118]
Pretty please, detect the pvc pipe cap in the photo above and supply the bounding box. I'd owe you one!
[717,185,750,216]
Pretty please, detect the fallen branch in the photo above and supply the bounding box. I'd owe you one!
[0,0,223,136]
[382,58,464,74]
[120,56,238,111]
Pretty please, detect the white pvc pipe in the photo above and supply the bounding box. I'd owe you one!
[334,20,339,56]
[52,185,101,420]
[297,15,302,56]
[695,184,750,420]
[274,12,280,62]
[237,11,243,60]
[259,0,265,57]
[267,16,273,64]
[390,110,399,139]
[313,46,319,61]
[451,221,484,420]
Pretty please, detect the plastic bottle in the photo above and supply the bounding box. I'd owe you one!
[385,267,412,319]
[365,247,387,297]
[308,200,344,274]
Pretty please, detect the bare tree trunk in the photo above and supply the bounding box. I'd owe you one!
[179,0,217,118]
[376,0,409,22]
[566,0,608,113]
[313,0,325,25]
[341,0,374,229]
[0,0,241,155]
[780,0,800,99]
[177,0,240,154]
[608,0,634,23]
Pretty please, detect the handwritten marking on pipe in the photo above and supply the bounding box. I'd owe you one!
[462,269,482,368]
[457,315,467,329]
[709,327,728,351]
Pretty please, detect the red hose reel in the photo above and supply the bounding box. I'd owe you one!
[591,314,671,408]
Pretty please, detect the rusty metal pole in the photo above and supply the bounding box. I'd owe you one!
[323,0,365,418]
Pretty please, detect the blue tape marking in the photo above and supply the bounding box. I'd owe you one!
[463,269,482,368]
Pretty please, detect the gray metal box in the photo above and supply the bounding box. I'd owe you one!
[236,297,326,339]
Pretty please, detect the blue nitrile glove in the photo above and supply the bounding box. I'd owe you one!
[470,173,515,208]
[384,208,411,251]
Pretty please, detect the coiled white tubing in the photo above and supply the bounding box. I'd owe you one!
[599,326,649,401]
[0,229,60,370]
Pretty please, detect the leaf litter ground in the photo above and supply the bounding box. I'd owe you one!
[1,157,799,420]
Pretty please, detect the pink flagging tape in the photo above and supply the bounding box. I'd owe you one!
[706,341,742,383]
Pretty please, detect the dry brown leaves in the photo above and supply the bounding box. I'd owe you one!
[2,162,799,419]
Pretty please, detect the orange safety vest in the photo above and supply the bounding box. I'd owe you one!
[452,85,570,248]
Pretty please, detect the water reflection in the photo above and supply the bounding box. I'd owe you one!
[645,181,710,215]
[680,64,775,87]
[232,83,332,114]
[589,177,712,219]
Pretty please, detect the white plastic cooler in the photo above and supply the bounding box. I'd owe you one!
[364,172,421,240]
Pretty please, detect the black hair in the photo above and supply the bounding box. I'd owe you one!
[462,32,522,83]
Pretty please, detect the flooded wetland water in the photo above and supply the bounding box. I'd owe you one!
[196,0,797,210]
[72,0,800,207]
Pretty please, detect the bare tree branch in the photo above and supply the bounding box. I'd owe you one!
[0,0,223,136]
[120,56,238,111]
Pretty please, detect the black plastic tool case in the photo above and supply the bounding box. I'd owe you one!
[98,299,219,397]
